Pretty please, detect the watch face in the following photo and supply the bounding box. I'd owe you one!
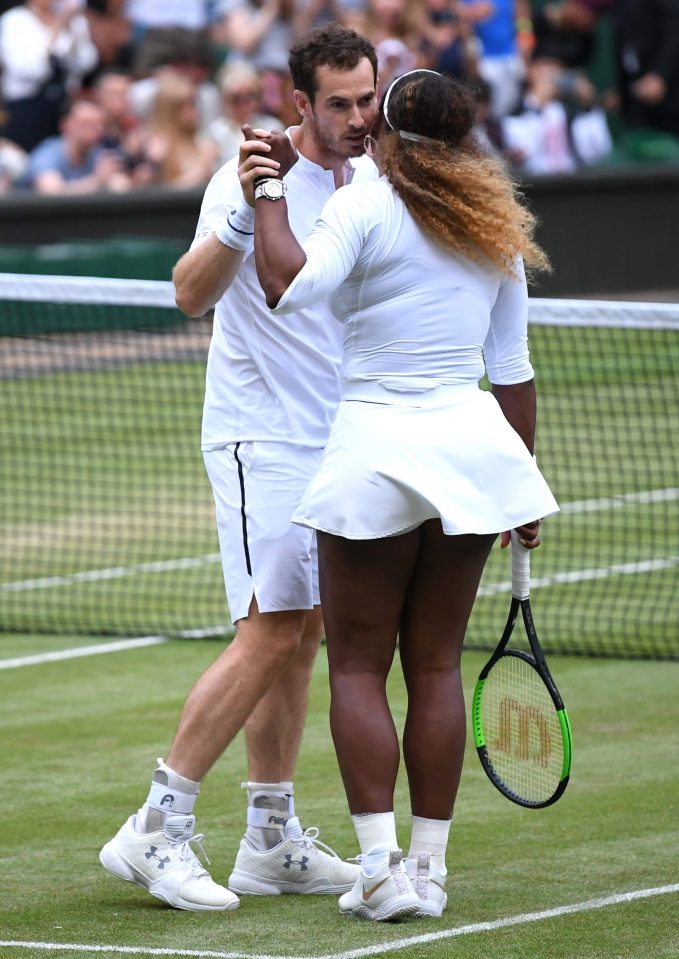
[264,179,284,199]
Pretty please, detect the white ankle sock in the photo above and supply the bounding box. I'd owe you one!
[244,780,294,851]
[137,758,200,833]
[408,815,451,870]
[351,811,398,856]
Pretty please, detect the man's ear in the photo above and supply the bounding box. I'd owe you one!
[293,89,313,121]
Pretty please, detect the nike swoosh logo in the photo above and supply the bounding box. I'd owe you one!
[362,876,389,901]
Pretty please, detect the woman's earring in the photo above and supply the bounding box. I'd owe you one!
[363,134,377,158]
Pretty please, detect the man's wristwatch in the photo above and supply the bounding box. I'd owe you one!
[254,177,287,201]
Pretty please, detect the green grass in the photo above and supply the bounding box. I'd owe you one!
[1,636,678,959]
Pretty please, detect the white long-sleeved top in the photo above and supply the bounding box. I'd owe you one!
[273,178,533,391]
[0,6,98,101]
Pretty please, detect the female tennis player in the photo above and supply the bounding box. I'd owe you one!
[249,69,559,921]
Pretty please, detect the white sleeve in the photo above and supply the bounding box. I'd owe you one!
[483,257,534,385]
[190,159,252,251]
[271,185,372,314]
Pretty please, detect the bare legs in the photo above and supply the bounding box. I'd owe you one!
[320,529,420,813]
[245,606,324,782]
[319,522,496,819]
[166,600,322,783]
[399,526,495,819]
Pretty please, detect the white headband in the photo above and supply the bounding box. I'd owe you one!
[382,68,441,132]
[399,130,439,145]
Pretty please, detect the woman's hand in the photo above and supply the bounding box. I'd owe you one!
[500,519,541,550]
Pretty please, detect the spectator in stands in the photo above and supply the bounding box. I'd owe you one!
[93,67,158,185]
[206,61,278,165]
[420,0,477,81]
[84,0,133,71]
[459,0,530,118]
[126,0,213,80]
[376,38,416,90]
[347,0,427,58]
[345,0,457,98]
[614,0,679,139]
[94,67,136,147]
[500,55,612,174]
[0,0,99,152]
[471,76,504,155]
[532,0,613,71]
[137,68,219,187]
[25,95,133,193]
[212,0,319,123]
[0,133,28,191]
[0,86,28,191]
[213,0,293,70]
[129,60,221,136]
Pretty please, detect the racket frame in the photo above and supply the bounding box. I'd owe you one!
[471,534,573,809]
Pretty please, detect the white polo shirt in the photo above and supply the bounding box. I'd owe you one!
[194,141,377,451]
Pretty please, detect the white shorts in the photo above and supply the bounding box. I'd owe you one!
[203,442,323,623]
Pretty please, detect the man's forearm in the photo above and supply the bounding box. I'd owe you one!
[173,234,245,317]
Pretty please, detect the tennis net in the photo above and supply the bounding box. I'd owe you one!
[1,273,677,659]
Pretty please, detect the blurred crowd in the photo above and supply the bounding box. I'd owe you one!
[1,0,678,194]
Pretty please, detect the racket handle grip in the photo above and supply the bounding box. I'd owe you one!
[511,529,531,600]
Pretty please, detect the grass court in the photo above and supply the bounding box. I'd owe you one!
[1,635,678,959]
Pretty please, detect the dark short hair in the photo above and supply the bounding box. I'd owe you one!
[288,23,378,102]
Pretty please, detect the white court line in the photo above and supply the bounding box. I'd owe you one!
[1,883,677,959]
[3,488,678,596]
[560,487,679,513]
[477,555,679,597]
[0,637,169,670]
[1,555,222,594]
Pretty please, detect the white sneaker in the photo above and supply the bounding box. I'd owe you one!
[338,847,420,922]
[99,813,239,912]
[228,816,360,895]
[405,852,448,918]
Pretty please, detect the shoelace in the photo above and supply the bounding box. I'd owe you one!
[168,832,212,877]
[287,819,342,860]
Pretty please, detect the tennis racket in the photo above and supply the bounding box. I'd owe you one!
[471,531,572,808]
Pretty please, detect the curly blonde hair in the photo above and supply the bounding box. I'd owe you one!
[375,73,550,278]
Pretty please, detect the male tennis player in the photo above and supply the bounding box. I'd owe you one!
[99,23,379,911]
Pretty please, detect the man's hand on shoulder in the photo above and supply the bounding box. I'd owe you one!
[238,125,299,205]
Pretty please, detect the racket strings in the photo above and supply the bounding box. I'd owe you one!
[482,654,564,803]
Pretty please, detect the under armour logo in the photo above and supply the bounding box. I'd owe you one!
[159,794,175,807]
[145,846,171,869]
[283,854,309,871]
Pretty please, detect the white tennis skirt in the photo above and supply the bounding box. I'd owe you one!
[292,381,559,539]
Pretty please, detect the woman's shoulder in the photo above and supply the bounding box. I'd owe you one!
[329,177,392,220]
[338,176,392,202]
[315,180,398,248]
